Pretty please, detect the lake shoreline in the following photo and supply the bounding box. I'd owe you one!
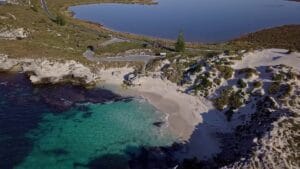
[68,0,300,43]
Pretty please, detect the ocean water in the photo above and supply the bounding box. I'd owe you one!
[70,0,300,42]
[0,73,175,169]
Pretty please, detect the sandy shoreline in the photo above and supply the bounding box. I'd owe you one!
[95,68,211,141]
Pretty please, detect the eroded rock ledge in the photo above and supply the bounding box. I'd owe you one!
[0,54,100,86]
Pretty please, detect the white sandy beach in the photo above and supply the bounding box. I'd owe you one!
[96,67,211,141]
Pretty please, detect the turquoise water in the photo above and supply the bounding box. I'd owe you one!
[70,0,300,42]
[0,74,175,169]
[16,100,174,169]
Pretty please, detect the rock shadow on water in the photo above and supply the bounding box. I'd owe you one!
[0,73,47,169]
[0,73,131,169]
[74,154,130,169]
[36,84,131,113]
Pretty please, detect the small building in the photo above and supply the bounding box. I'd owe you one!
[0,0,7,5]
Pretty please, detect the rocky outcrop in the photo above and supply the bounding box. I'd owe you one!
[0,54,100,85]
[0,27,28,40]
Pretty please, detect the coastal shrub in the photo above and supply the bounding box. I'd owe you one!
[213,97,228,110]
[228,91,244,109]
[238,68,257,79]
[53,15,66,26]
[175,31,185,52]
[286,71,296,80]
[268,82,280,94]
[237,79,247,88]
[253,81,262,88]
[194,75,213,93]
[272,73,284,81]
[213,88,244,110]
[213,88,233,110]
[216,65,234,80]
[200,78,212,88]
[213,78,222,85]
[162,64,184,84]
[205,52,220,58]
[188,64,202,74]
[288,99,296,107]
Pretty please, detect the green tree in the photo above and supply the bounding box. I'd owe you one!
[175,31,185,52]
[54,15,66,26]
[237,79,247,88]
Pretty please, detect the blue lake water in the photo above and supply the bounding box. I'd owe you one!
[0,73,175,169]
[70,0,300,42]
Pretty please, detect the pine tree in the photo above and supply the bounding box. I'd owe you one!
[175,31,185,52]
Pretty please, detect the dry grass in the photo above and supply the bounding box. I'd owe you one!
[230,25,300,51]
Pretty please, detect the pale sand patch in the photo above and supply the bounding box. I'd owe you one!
[130,77,209,141]
[233,48,300,71]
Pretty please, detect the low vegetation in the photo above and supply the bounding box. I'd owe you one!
[268,81,281,94]
[194,75,212,95]
[238,68,257,78]
[53,15,66,26]
[237,78,247,88]
[213,87,245,111]
[215,65,234,80]
[253,81,262,88]
[231,25,300,51]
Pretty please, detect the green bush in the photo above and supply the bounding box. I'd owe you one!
[268,82,280,94]
[53,15,66,26]
[272,73,284,81]
[228,92,244,109]
[237,79,247,88]
[193,75,213,95]
[175,31,185,52]
[238,68,257,79]
[253,81,262,88]
[213,88,233,110]
[286,71,296,80]
[216,65,234,80]
[213,88,244,110]
[214,97,228,110]
[213,78,222,85]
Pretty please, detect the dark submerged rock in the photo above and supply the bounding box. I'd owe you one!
[153,121,165,127]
